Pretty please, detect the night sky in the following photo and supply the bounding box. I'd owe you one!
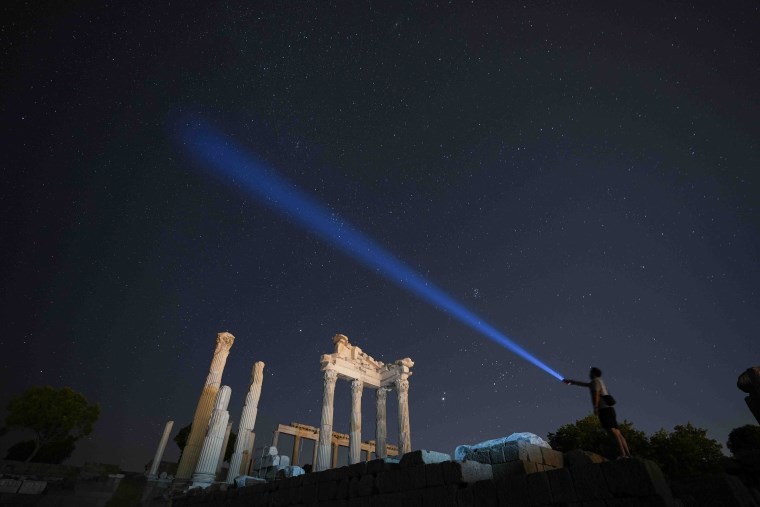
[1,2,758,473]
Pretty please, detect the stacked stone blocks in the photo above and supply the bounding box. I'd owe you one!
[172,452,695,507]
[460,439,566,479]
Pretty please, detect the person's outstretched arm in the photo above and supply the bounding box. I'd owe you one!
[563,378,591,387]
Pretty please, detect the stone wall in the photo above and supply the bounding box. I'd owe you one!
[171,455,695,507]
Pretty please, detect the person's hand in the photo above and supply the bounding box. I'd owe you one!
[562,378,572,385]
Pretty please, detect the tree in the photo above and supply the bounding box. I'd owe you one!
[547,416,724,479]
[174,423,237,462]
[3,386,99,463]
[547,414,648,459]
[648,423,723,478]
[726,424,760,455]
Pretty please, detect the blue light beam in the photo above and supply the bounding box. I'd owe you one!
[176,119,564,381]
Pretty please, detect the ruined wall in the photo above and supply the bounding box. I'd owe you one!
[171,456,691,507]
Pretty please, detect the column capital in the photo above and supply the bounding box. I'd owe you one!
[216,332,235,350]
[394,378,409,395]
[376,386,389,401]
[351,379,363,394]
[324,369,339,385]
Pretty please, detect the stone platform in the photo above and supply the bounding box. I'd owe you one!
[171,452,697,507]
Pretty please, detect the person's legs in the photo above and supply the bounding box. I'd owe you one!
[610,428,631,457]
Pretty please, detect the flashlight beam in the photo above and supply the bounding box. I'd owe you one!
[176,119,564,381]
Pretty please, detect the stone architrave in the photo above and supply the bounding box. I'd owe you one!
[176,332,235,481]
[349,379,363,464]
[214,422,232,479]
[315,369,339,471]
[191,386,231,488]
[395,378,411,454]
[375,388,388,458]
[226,361,265,483]
[148,420,174,478]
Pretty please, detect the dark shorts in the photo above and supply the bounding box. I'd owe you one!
[598,407,619,429]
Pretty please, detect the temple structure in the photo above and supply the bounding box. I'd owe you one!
[272,422,399,469]
[315,334,413,471]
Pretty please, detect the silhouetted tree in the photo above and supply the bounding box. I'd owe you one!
[726,424,760,455]
[3,386,99,463]
[648,423,723,478]
[548,417,724,479]
[547,414,648,458]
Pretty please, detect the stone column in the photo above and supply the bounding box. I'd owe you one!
[176,332,235,481]
[349,380,363,464]
[191,386,232,488]
[315,369,338,471]
[243,432,256,475]
[292,435,302,466]
[375,388,388,458]
[395,378,411,455]
[148,421,174,478]
[214,422,232,479]
[227,361,265,483]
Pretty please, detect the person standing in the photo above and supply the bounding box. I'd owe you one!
[564,367,632,458]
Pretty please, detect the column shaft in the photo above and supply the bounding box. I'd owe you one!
[349,380,363,464]
[191,386,232,488]
[176,332,235,480]
[375,388,388,459]
[292,435,301,466]
[315,369,338,471]
[214,422,232,479]
[227,361,265,483]
[243,431,256,475]
[148,421,174,478]
[395,378,411,455]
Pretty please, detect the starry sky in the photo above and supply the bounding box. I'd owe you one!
[1,2,758,472]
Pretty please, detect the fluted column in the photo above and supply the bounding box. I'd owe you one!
[226,361,265,483]
[315,369,338,471]
[349,380,363,464]
[375,388,388,458]
[214,422,232,479]
[148,421,174,478]
[395,378,411,454]
[176,332,235,480]
[191,386,232,488]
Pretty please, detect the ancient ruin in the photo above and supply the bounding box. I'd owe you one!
[191,385,232,488]
[175,332,235,482]
[272,422,399,469]
[315,334,414,471]
[147,420,174,479]
[226,361,265,483]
